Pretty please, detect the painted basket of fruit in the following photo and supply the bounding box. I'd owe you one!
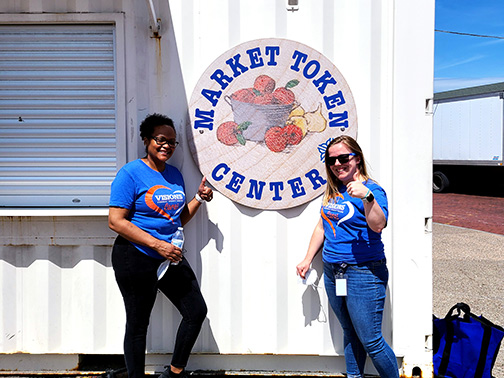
[225,96,293,141]
[224,76,298,142]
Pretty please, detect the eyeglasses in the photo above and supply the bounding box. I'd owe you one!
[152,136,179,148]
[327,153,356,165]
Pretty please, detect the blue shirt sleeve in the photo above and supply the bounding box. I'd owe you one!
[109,167,136,209]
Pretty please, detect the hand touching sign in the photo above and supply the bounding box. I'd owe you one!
[196,176,213,202]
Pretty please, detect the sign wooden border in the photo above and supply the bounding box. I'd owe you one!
[188,38,357,210]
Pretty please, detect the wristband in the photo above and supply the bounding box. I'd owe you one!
[362,189,370,200]
[362,189,375,204]
[195,193,204,203]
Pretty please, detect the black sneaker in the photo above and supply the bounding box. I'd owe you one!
[158,366,188,378]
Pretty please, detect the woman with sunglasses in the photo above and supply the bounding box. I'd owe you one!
[108,113,213,378]
[296,135,398,378]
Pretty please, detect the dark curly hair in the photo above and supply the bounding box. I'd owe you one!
[139,113,175,140]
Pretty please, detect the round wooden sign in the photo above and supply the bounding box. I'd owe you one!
[187,38,357,210]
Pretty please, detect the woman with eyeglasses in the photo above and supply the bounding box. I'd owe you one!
[296,135,398,378]
[108,113,213,378]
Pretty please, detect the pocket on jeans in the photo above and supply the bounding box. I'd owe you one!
[347,259,386,276]
[348,264,372,273]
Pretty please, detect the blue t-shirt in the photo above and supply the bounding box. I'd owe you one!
[321,180,388,264]
[109,159,186,259]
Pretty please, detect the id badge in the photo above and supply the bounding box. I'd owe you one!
[336,277,347,296]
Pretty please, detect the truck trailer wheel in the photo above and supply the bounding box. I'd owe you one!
[433,171,449,193]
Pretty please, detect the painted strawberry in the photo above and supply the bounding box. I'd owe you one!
[284,123,303,145]
[265,126,288,152]
[254,75,276,94]
[217,121,251,145]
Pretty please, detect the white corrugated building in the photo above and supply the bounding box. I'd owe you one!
[0,1,434,377]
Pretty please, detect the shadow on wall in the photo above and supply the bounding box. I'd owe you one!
[298,252,344,353]
[1,244,112,269]
[300,252,326,327]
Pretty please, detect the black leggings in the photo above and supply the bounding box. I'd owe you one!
[112,236,207,378]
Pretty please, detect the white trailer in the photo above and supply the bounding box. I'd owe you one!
[433,82,504,192]
[0,1,434,377]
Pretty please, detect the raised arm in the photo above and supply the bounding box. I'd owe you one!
[346,181,387,233]
[180,176,213,226]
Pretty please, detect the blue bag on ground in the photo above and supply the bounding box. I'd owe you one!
[433,302,504,378]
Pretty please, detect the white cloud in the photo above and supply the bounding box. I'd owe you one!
[477,38,504,47]
[435,55,484,72]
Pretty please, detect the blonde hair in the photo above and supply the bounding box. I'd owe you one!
[322,135,371,206]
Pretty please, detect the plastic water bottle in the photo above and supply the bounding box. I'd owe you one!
[170,227,184,265]
[157,227,185,280]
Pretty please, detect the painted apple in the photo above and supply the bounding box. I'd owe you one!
[254,75,276,94]
[265,126,288,152]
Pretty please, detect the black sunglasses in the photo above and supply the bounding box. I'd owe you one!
[327,153,356,165]
[152,136,179,148]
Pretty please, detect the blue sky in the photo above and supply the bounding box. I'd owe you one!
[434,0,504,93]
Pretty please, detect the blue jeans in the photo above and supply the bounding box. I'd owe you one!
[323,259,399,378]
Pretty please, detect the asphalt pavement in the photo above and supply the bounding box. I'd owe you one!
[432,222,504,377]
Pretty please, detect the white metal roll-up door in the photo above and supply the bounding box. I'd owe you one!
[0,24,118,207]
